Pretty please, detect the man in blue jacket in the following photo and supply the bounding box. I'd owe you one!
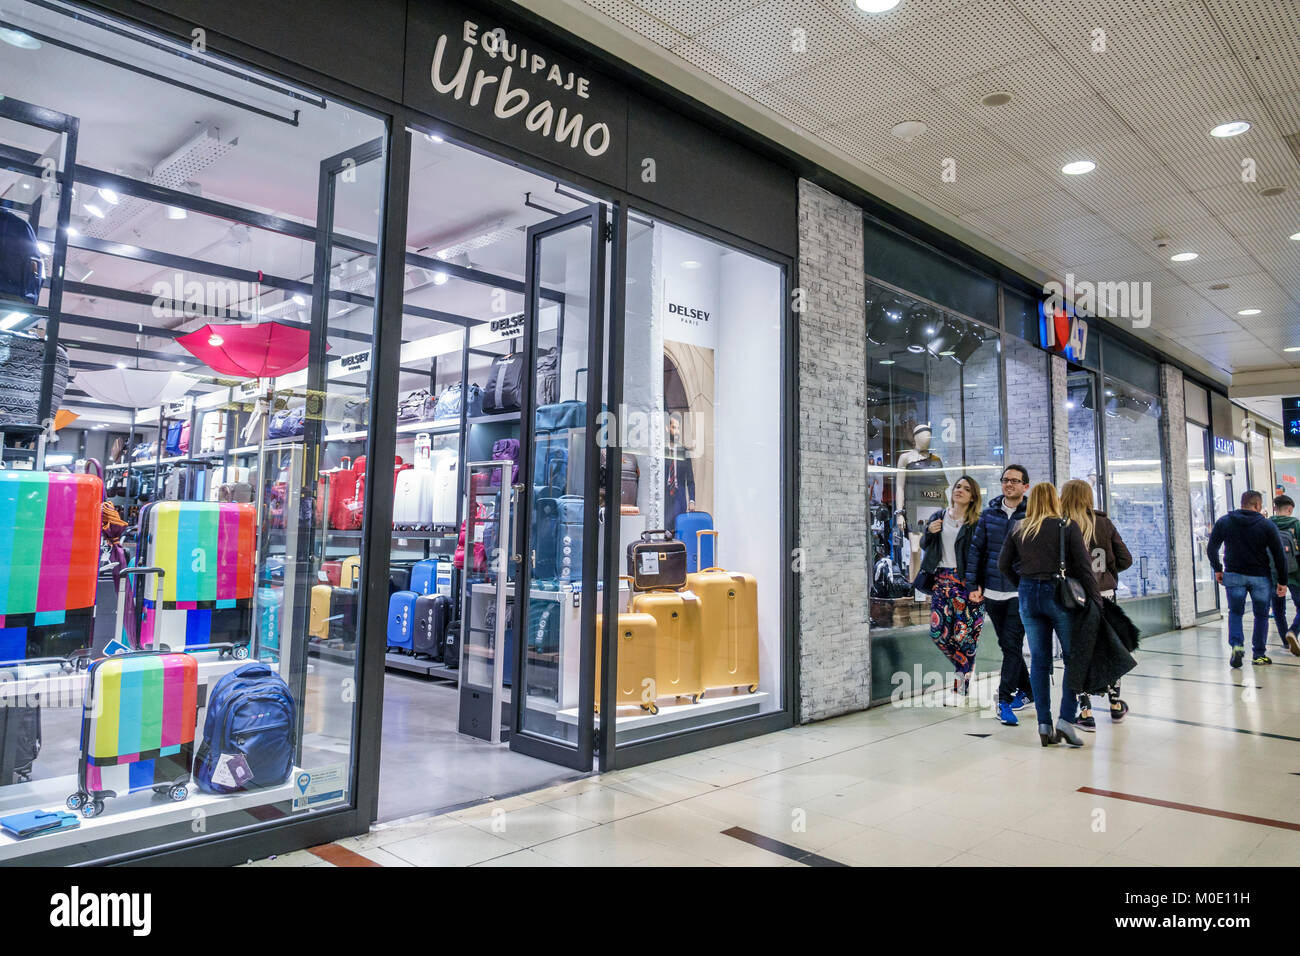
[1207,490,1289,667]
[966,464,1032,725]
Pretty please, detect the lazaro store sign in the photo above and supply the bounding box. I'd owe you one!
[405,5,629,183]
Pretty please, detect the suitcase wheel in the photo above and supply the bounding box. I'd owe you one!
[641,703,659,715]
[748,684,759,694]
[232,644,250,661]
[81,799,105,819]
[66,792,87,811]
[691,694,703,704]
[168,784,188,802]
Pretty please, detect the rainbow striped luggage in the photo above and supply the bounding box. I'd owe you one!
[67,651,197,818]
[135,501,256,657]
[0,470,102,664]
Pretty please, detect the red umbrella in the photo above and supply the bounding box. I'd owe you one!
[176,321,324,378]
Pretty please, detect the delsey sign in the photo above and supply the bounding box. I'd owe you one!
[407,6,628,181]
[667,302,710,326]
[490,313,524,339]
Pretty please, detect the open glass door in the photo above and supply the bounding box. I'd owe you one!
[510,204,607,770]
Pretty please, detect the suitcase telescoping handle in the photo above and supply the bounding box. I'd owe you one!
[639,529,673,542]
[696,529,723,573]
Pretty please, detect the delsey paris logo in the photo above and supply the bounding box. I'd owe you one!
[50,886,152,936]
[430,21,611,158]
[667,302,710,326]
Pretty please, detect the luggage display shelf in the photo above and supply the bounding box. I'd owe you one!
[467,411,521,426]
[106,454,220,471]
[560,691,771,743]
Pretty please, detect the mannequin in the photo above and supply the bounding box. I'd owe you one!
[896,423,947,580]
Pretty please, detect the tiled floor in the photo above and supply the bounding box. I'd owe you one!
[249,619,1300,867]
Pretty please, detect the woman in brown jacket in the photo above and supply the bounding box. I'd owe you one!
[1060,479,1133,729]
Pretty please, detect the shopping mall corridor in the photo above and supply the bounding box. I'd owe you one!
[251,620,1300,867]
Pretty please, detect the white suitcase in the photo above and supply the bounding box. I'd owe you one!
[199,411,227,453]
[431,452,458,526]
[393,468,438,530]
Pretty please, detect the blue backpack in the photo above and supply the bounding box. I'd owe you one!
[195,663,296,794]
[0,209,43,305]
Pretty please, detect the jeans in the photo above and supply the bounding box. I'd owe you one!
[1018,578,1080,728]
[1273,584,1300,640]
[985,597,1031,704]
[1223,572,1273,656]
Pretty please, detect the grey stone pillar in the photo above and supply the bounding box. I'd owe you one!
[1049,353,1070,485]
[796,180,870,722]
[1161,363,1197,628]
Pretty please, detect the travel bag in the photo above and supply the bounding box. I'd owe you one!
[556,495,584,585]
[194,662,295,794]
[482,352,525,413]
[685,530,759,693]
[533,373,586,497]
[626,530,688,591]
[431,451,459,525]
[674,511,714,572]
[0,469,102,663]
[411,593,450,660]
[536,346,559,406]
[267,405,305,438]
[0,330,69,429]
[165,421,183,456]
[595,607,661,713]
[409,558,439,596]
[620,453,640,508]
[525,598,561,698]
[387,590,417,652]
[67,651,198,818]
[432,382,481,420]
[309,584,332,640]
[397,388,435,423]
[0,208,44,305]
[629,588,705,703]
[490,438,520,487]
[328,587,358,643]
[0,690,41,784]
[393,464,439,530]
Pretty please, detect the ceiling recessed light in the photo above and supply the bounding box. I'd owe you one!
[84,203,104,219]
[879,359,895,365]
[891,120,927,142]
[1283,346,1300,353]
[21,183,30,190]
[681,260,702,270]
[1237,308,1261,316]
[1170,252,1198,261]
[115,361,127,369]
[938,350,956,356]
[981,91,1013,107]
[98,187,120,205]
[426,133,444,143]
[433,271,449,285]
[166,206,187,220]
[963,382,979,388]
[1210,121,1251,138]
[1290,232,1300,241]
[856,0,901,11]
[1259,185,1288,198]
[291,294,306,306]
[0,28,41,50]
[1208,282,1230,291]
[1061,161,1096,175]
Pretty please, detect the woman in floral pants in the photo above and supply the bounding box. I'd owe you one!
[919,476,985,700]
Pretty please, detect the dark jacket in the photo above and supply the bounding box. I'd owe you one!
[965,494,1027,594]
[1270,515,1300,588]
[1207,509,1286,581]
[998,516,1103,604]
[1066,598,1139,695]
[1089,510,1133,594]
[920,508,975,579]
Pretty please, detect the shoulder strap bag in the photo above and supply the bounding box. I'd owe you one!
[1057,520,1089,610]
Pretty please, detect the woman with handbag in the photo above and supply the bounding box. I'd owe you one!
[917,475,985,702]
[998,483,1102,746]
[1060,479,1134,728]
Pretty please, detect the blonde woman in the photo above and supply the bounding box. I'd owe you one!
[998,483,1102,746]
[1060,479,1133,728]
[918,475,984,701]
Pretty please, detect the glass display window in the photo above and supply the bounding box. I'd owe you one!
[1101,377,1167,598]
[0,0,385,860]
[1187,422,1218,615]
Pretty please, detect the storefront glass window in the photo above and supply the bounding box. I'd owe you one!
[1248,422,1272,502]
[1275,429,1300,501]
[1102,378,1167,597]
[612,213,784,740]
[1066,366,1103,503]
[864,279,1004,702]
[0,1,384,860]
[1187,422,1217,615]
[1002,336,1051,488]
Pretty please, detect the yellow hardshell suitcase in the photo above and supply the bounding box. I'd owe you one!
[310,584,332,640]
[629,587,704,704]
[340,555,361,588]
[595,604,661,714]
[686,530,760,694]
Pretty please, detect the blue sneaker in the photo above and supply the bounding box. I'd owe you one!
[997,701,1019,726]
[1010,691,1032,711]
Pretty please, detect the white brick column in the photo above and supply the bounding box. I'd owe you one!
[1161,363,1197,628]
[796,180,870,722]
[1049,353,1070,485]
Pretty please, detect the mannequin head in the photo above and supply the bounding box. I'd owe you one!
[913,424,932,453]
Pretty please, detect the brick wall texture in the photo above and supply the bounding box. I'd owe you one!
[1161,364,1198,628]
[797,179,871,722]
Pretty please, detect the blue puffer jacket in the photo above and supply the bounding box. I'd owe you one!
[965,494,1027,594]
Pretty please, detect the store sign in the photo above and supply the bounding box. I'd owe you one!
[1284,396,1300,449]
[238,378,264,399]
[1038,300,1088,363]
[165,398,191,417]
[1213,435,1235,456]
[667,302,710,326]
[489,313,524,339]
[340,349,371,375]
[405,5,628,183]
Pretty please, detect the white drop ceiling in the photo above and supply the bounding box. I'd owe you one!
[559,0,1300,417]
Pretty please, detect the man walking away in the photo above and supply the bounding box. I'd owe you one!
[1269,495,1300,656]
[967,464,1033,725]
[1207,490,1289,667]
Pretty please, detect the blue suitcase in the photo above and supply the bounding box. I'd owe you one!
[532,496,561,582]
[409,558,439,596]
[556,495,583,585]
[386,591,417,653]
[674,511,715,572]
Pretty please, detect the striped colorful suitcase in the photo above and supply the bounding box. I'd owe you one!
[67,651,198,818]
[685,531,760,694]
[0,470,102,663]
[137,501,256,656]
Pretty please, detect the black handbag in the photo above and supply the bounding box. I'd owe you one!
[911,568,935,595]
[1057,521,1088,610]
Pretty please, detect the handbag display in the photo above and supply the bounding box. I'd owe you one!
[0,331,69,429]
[397,388,435,423]
[1057,521,1088,610]
[0,208,44,305]
[267,405,305,438]
[482,353,525,413]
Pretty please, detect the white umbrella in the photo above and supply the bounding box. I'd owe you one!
[73,369,196,409]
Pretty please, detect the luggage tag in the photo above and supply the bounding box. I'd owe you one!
[211,754,254,790]
[639,551,660,576]
[104,638,131,656]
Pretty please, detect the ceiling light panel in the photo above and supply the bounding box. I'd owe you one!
[689,0,868,88]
